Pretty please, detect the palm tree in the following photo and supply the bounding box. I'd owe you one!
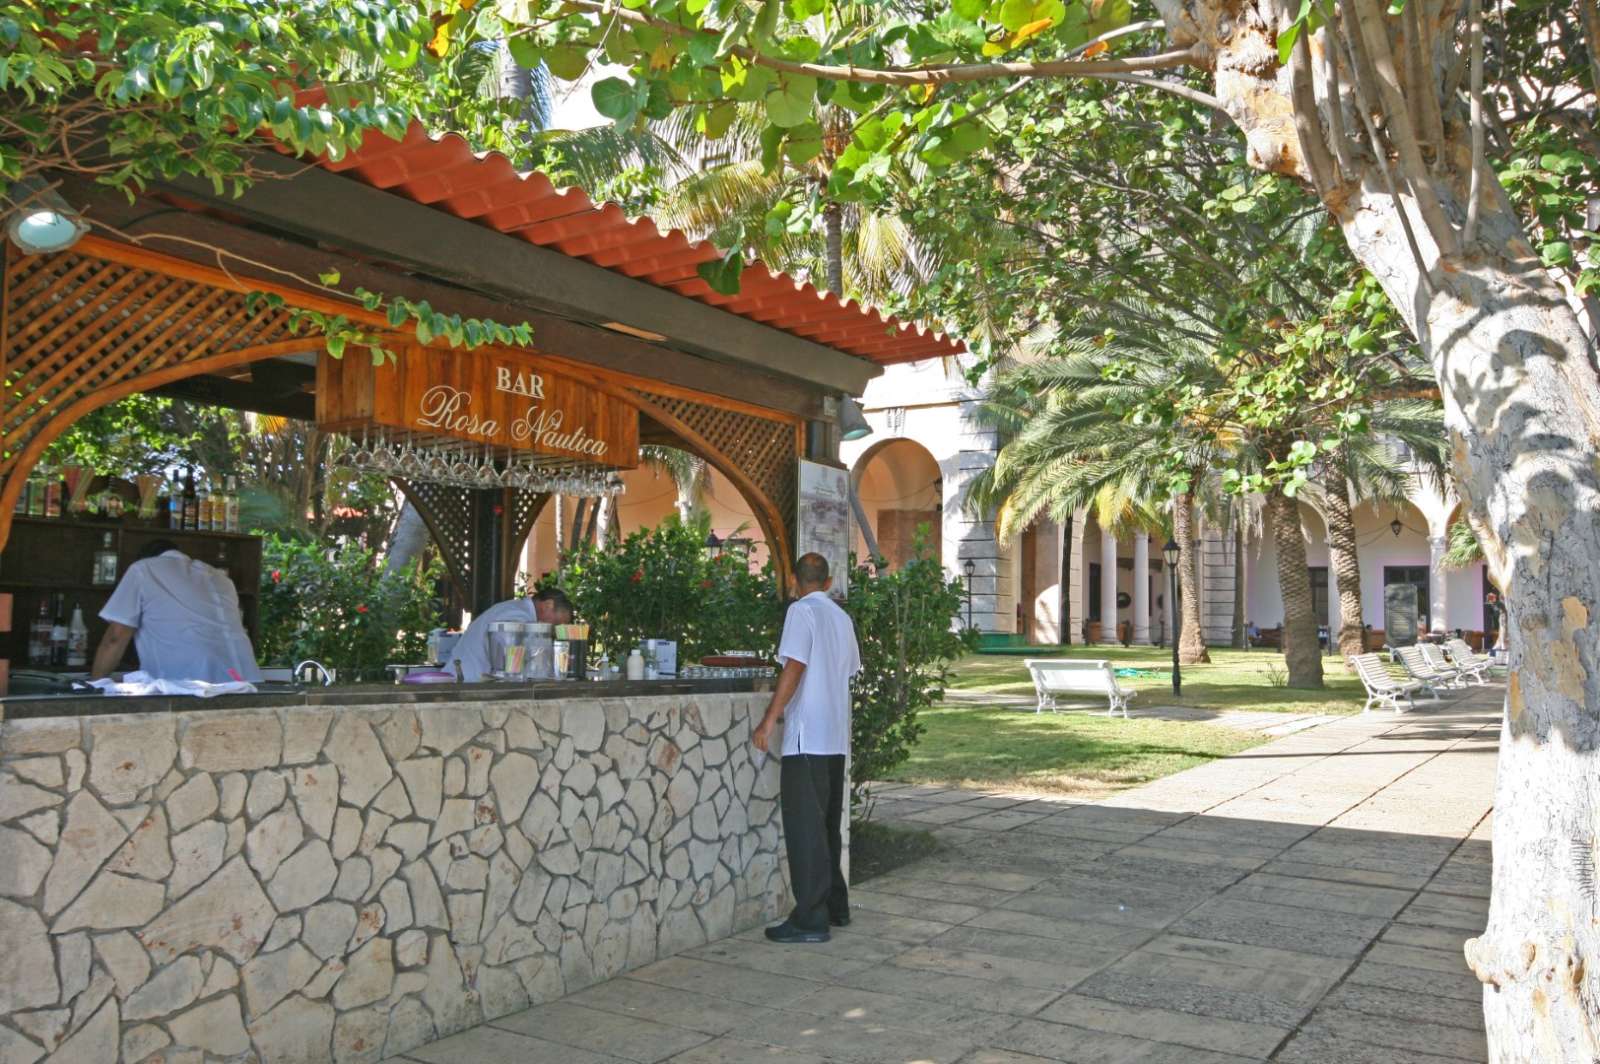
[968,328,1223,665]
[1312,401,1446,661]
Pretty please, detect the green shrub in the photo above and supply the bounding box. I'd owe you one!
[844,544,976,814]
[551,513,782,663]
[258,535,443,677]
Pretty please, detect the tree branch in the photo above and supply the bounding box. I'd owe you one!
[1318,11,1359,178]
[1288,26,1340,196]
[1349,0,1458,255]
[1463,0,1485,246]
[537,0,1202,85]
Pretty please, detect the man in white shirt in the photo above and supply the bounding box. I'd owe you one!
[92,539,263,683]
[753,552,860,944]
[452,588,574,681]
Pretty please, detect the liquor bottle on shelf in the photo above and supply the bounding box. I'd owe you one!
[93,532,118,587]
[224,476,240,533]
[197,479,213,532]
[165,473,182,529]
[66,603,88,668]
[181,468,199,531]
[43,471,62,519]
[49,593,68,667]
[27,474,45,516]
[28,598,50,666]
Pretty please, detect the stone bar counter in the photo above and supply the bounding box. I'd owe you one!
[0,681,794,1063]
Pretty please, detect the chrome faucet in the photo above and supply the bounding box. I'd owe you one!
[294,660,333,686]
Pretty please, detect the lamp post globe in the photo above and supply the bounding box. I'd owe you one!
[1162,539,1181,697]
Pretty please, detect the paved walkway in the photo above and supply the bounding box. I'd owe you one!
[387,686,1500,1064]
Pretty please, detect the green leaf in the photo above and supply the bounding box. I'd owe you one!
[1276,22,1301,65]
[591,77,640,122]
[953,0,986,20]
[697,251,745,295]
[699,100,737,139]
[1541,241,1575,267]
[318,269,341,287]
[326,333,347,359]
[999,0,1065,34]
[764,84,813,128]
[783,124,824,165]
[544,45,589,80]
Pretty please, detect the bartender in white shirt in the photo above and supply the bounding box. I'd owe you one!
[453,587,575,681]
[91,539,263,683]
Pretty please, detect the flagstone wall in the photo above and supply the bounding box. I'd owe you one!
[0,693,790,1063]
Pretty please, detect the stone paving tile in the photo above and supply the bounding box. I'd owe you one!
[958,909,1157,951]
[988,1017,1262,1063]
[858,874,1025,910]
[1034,993,1289,1058]
[670,1035,844,1064]
[1133,934,1350,980]
[781,984,1020,1039]
[1110,841,1272,871]
[1273,1028,1478,1064]
[744,1006,978,1063]
[889,863,1049,893]
[999,889,1193,931]
[567,976,782,1035]
[399,1024,629,1064]
[1380,921,1477,954]
[838,960,1063,1017]
[1363,941,1479,975]
[1343,959,1484,1003]
[494,1001,714,1063]
[1321,981,1486,1031]
[891,944,1115,993]
[692,933,903,981]
[849,887,987,925]
[829,909,957,945]
[956,1050,1061,1064]
[929,925,1135,967]
[627,956,826,1007]
[1258,858,1429,891]
[1221,871,1415,918]
[899,804,992,825]
[1296,1007,1487,1061]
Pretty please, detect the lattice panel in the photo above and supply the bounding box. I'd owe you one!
[395,478,476,600]
[1,245,302,474]
[630,389,798,549]
[397,480,549,607]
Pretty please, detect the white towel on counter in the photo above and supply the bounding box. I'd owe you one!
[88,671,257,698]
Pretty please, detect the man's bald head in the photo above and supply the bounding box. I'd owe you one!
[795,553,831,593]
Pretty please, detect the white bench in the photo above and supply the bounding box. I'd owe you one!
[1024,659,1136,718]
[1442,639,1492,685]
[1396,644,1460,696]
[1351,653,1424,714]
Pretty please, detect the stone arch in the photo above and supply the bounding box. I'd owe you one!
[848,435,943,569]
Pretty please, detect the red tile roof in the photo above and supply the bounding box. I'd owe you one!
[318,123,964,365]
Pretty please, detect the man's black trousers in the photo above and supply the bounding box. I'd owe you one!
[780,753,848,932]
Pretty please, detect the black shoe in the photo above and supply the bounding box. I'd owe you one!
[764,920,830,944]
[830,912,850,928]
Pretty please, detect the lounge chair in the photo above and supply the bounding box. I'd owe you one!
[1442,638,1493,684]
[1352,653,1424,714]
[1395,644,1460,697]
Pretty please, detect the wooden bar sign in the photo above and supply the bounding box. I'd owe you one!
[317,344,640,467]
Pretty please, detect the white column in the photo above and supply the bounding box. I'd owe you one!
[1326,544,1340,635]
[1131,532,1151,644]
[1429,534,1450,633]
[1100,526,1118,643]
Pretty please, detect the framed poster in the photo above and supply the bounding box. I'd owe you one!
[796,459,851,599]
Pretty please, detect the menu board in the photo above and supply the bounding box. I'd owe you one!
[317,344,639,467]
[796,460,851,599]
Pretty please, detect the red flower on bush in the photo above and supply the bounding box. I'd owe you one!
[271,570,281,583]
[630,569,643,584]
[356,604,368,614]
[700,579,713,589]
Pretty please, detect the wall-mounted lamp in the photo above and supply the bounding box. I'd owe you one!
[1390,518,1404,537]
[5,179,88,255]
[839,396,873,441]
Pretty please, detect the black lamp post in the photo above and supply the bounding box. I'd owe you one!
[963,558,975,630]
[1163,539,1182,697]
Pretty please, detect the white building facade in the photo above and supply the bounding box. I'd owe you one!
[844,362,1497,649]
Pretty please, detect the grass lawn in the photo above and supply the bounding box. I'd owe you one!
[886,706,1265,797]
[946,644,1368,716]
[876,645,1364,798]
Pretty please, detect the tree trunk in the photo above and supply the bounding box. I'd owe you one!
[1172,492,1210,665]
[1231,511,1246,649]
[1321,465,1367,662]
[1265,490,1323,689]
[823,202,844,296]
[569,496,588,549]
[383,501,430,578]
